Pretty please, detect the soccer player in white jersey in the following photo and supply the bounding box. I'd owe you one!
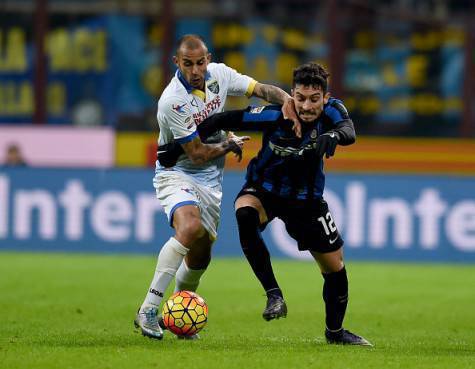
[134,34,300,340]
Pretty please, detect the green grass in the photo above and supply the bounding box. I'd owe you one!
[0,252,474,369]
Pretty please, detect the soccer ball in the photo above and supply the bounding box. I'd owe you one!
[162,290,208,337]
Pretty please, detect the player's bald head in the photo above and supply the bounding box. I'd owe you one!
[175,34,208,56]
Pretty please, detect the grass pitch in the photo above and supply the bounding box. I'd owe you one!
[0,252,474,369]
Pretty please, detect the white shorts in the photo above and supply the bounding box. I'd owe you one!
[153,171,222,240]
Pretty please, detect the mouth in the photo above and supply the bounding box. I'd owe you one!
[299,113,316,120]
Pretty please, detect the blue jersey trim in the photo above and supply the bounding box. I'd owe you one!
[169,200,198,226]
[324,98,348,124]
[176,131,198,144]
[177,69,212,93]
[243,109,282,122]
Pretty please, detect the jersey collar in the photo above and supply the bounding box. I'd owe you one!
[176,69,211,93]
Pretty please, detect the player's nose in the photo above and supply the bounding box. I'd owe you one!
[192,64,200,75]
[302,99,312,110]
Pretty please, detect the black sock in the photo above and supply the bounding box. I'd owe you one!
[322,266,348,331]
[235,207,283,298]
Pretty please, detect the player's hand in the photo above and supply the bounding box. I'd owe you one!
[282,96,301,138]
[316,132,339,158]
[227,132,250,162]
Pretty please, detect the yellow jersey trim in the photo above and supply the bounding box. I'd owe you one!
[191,89,206,101]
[245,79,258,98]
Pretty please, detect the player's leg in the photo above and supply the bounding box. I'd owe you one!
[174,180,221,294]
[235,193,287,321]
[135,173,208,340]
[288,199,371,346]
[311,249,372,346]
[141,204,204,307]
[310,248,347,332]
[159,216,212,340]
[135,205,204,339]
[174,231,213,293]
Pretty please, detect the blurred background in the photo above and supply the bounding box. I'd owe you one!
[0,0,474,262]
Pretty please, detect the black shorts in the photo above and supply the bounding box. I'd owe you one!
[236,183,344,253]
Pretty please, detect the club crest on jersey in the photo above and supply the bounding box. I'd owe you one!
[310,129,318,139]
[250,106,265,114]
[172,103,186,113]
[207,80,219,94]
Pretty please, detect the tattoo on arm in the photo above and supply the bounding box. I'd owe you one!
[182,137,239,165]
[253,83,289,104]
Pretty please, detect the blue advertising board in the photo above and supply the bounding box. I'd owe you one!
[0,168,474,262]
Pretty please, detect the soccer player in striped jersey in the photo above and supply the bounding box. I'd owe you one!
[234,63,371,346]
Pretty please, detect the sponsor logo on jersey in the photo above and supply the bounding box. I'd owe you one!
[207,80,220,94]
[192,95,222,124]
[172,103,187,113]
[250,106,265,114]
[268,141,302,157]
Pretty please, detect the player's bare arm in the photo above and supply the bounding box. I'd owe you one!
[181,134,250,165]
[252,83,301,137]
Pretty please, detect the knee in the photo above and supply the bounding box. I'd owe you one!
[175,217,205,244]
[235,206,261,249]
[235,206,260,228]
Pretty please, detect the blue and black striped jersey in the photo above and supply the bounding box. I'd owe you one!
[245,98,352,200]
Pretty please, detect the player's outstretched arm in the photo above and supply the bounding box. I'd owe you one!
[252,83,301,137]
[157,110,245,168]
[181,134,250,166]
[157,106,289,167]
[315,120,356,158]
[332,119,356,146]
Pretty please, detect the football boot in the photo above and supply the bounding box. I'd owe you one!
[134,306,164,340]
[325,328,372,346]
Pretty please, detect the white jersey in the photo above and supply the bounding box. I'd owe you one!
[155,62,256,191]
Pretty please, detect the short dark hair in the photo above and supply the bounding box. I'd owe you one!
[175,34,208,55]
[292,62,330,92]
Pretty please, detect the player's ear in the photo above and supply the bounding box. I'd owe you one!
[323,92,330,104]
[290,88,294,97]
[173,55,179,66]
[206,53,212,63]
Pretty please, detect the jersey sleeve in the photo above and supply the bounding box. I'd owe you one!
[324,98,351,126]
[324,98,356,145]
[158,98,198,144]
[218,63,257,97]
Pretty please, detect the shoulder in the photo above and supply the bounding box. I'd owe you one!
[207,62,227,72]
[207,62,241,77]
[158,94,190,117]
[158,81,188,110]
[159,75,185,98]
[324,97,350,122]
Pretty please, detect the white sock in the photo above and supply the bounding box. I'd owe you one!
[174,261,206,293]
[141,237,189,310]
